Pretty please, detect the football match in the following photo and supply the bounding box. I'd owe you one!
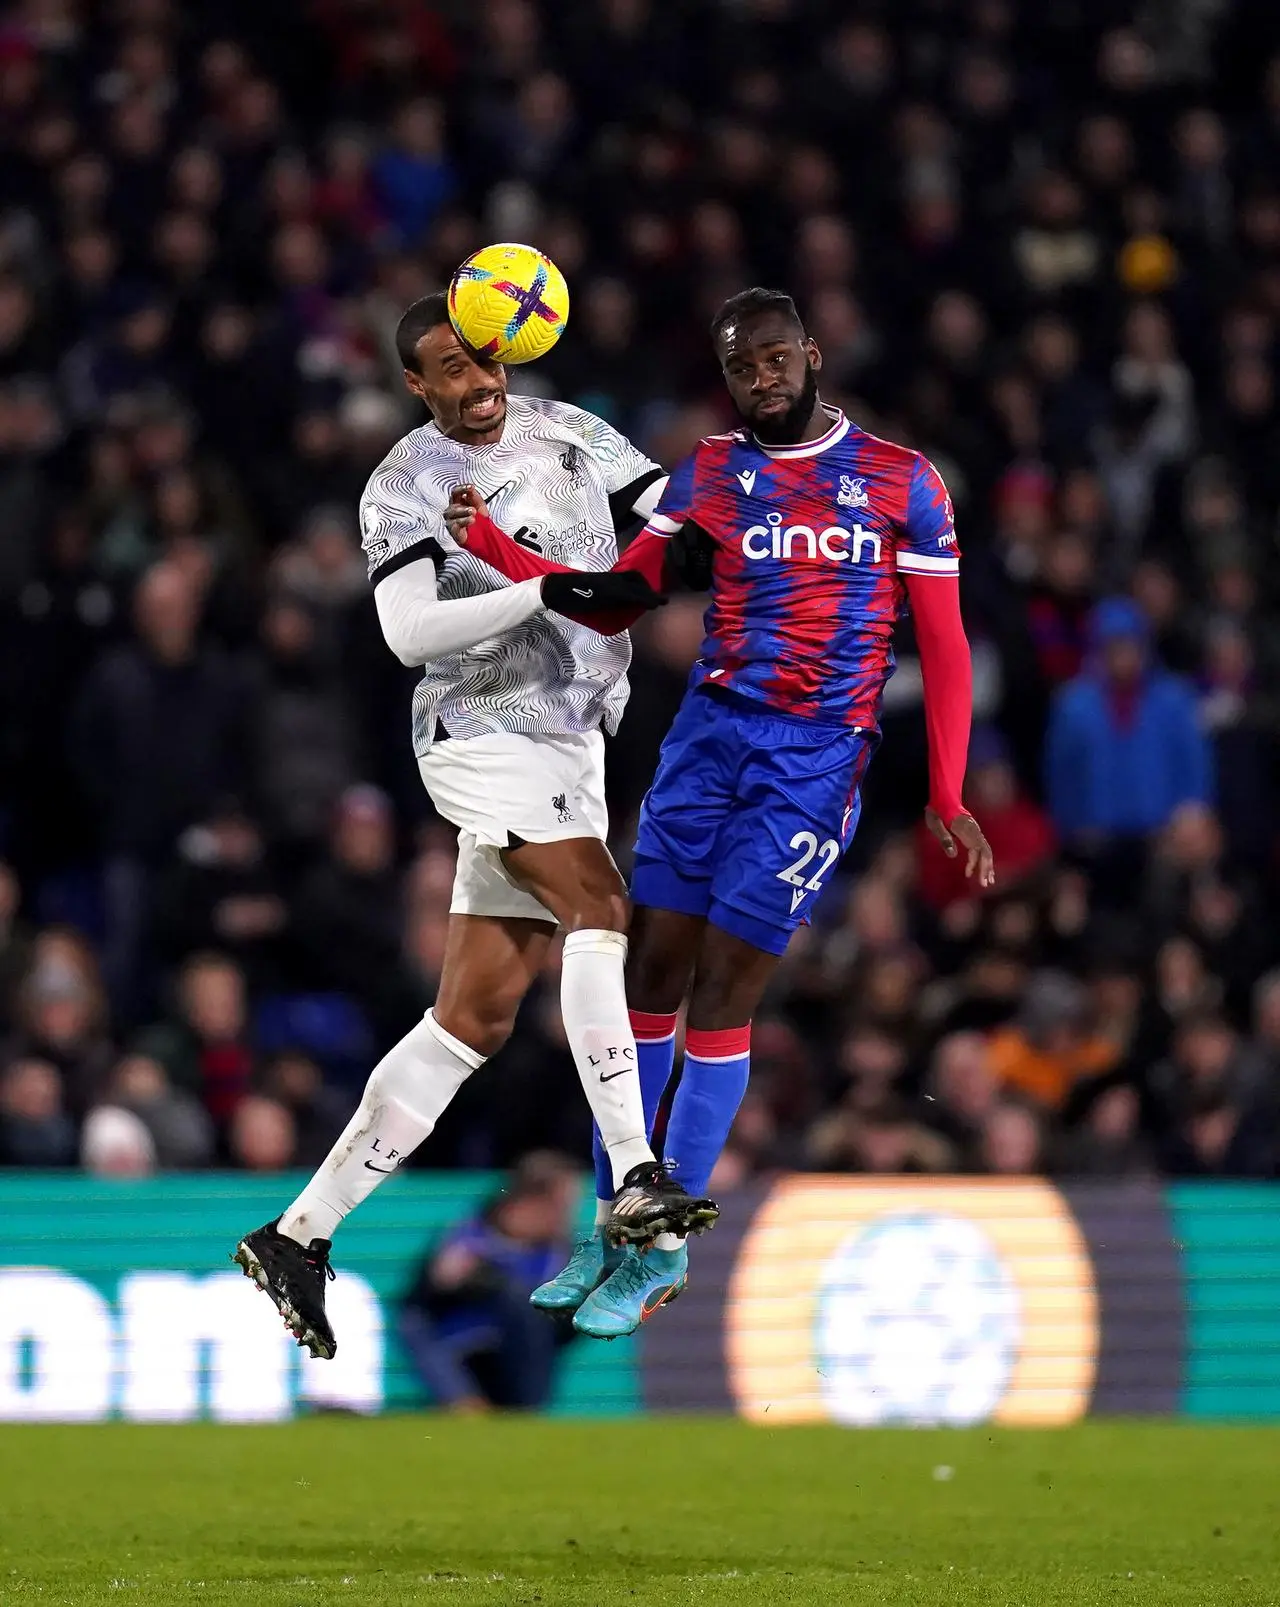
[2,1,1280,1603]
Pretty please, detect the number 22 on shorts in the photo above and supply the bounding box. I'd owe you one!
[776,831,840,915]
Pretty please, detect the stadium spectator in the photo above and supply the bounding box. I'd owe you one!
[0,1056,75,1167]
[69,562,250,1019]
[980,1101,1046,1175]
[923,1031,999,1169]
[150,801,288,986]
[291,784,425,1041]
[104,1052,214,1170]
[915,727,1055,913]
[257,1049,350,1168]
[249,592,360,849]
[228,1093,297,1171]
[134,951,254,1124]
[1044,597,1213,885]
[1053,1083,1154,1177]
[80,1104,157,1179]
[396,1152,580,1411]
[0,862,31,1029]
[3,928,114,1115]
[987,972,1118,1114]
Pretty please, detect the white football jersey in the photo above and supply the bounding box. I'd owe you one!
[359,396,661,754]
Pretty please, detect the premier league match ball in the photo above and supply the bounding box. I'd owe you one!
[447,242,570,364]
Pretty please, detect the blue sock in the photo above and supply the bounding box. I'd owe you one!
[592,1009,678,1205]
[663,1025,751,1196]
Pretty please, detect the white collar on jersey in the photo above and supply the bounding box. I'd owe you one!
[751,406,849,460]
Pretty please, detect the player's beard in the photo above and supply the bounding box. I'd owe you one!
[748,362,819,445]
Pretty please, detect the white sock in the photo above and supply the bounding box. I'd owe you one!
[561,928,653,1187]
[595,1199,612,1227]
[653,1232,682,1251]
[278,1010,485,1244]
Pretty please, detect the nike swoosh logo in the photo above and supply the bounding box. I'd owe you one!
[572,587,592,598]
[480,477,518,503]
[640,1278,686,1320]
[599,1068,631,1082]
[363,1161,397,1174]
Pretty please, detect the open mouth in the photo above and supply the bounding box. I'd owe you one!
[462,392,504,427]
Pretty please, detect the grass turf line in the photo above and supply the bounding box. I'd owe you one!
[1,1418,1278,1605]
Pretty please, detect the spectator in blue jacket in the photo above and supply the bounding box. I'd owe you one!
[371,100,457,248]
[1045,597,1213,861]
[396,1152,580,1411]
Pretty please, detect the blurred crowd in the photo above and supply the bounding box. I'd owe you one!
[2,0,1280,1182]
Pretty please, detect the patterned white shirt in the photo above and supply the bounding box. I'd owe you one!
[360,397,661,754]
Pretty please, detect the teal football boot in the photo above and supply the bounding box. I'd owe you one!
[530,1229,624,1313]
[572,1243,689,1339]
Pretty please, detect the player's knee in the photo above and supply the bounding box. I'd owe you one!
[433,994,520,1060]
[626,942,688,1015]
[687,954,764,1033]
[686,987,745,1034]
[565,888,631,937]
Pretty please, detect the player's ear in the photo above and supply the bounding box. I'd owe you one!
[805,337,823,373]
[403,368,429,403]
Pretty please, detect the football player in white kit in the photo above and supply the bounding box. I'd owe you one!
[233,293,717,1358]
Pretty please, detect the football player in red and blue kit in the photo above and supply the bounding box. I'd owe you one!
[447,287,994,1336]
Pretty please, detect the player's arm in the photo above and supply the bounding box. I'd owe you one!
[898,457,995,888]
[358,468,546,665]
[373,553,547,666]
[571,422,714,593]
[443,451,706,632]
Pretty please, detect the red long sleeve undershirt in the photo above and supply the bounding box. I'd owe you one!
[903,570,971,824]
[463,511,972,824]
[462,510,666,635]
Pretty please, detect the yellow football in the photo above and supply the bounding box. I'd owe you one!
[446,242,570,364]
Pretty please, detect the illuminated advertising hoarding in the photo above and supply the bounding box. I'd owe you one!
[1,1175,1276,1422]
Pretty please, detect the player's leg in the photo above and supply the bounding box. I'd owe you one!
[576,705,874,1337]
[661,717,875,1206]
[234,910,552,1357]
[531,903,704,1313]
[598,904,704,1210]
[499,828,715,1243]
[532,698,733,1316]
[572,926,779,1339]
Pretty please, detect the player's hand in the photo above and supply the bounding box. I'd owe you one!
[541,570,667,618]
[668,519,716,591]
[445,485,489,546]
[925,808,996,889]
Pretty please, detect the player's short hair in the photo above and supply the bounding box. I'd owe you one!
[395,292,450,372]
[710,287,805,345]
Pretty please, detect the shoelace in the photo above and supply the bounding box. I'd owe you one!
[626,1161,681,1192]
[607,1250,675,1300]
[302,1246,336,1283]
[563,1233,598,1266]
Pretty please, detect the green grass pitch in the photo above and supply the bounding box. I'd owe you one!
[1,1418,1278,1605]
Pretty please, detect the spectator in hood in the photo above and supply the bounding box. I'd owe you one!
[987,969,1119,1113]
[1045,596,1213,861]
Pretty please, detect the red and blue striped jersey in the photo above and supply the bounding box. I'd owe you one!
[645,408,960,730]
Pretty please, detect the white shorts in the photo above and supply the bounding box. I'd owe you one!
[419,729,609,922]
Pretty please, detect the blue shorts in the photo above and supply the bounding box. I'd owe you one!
[631,688,877,956]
